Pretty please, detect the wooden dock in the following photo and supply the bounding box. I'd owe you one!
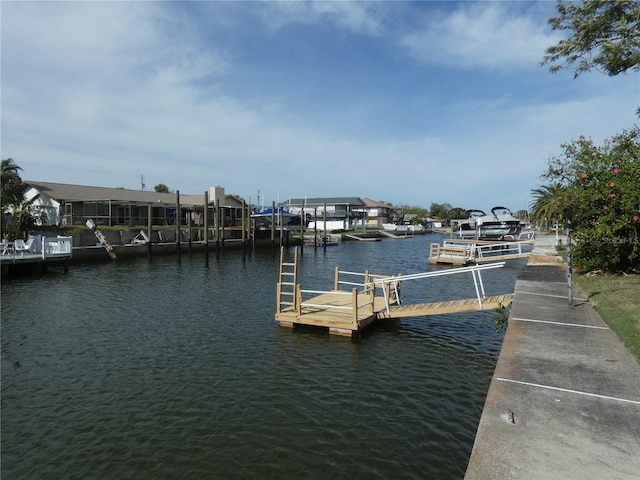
[275,247,512,336]
[1,236,73,276]
[429,239,531,265]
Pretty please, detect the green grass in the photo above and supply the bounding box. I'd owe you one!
[575,274,640,364]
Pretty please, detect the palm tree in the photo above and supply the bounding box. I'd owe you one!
[1,159,41,239]
[529,183,565,230]
[1,158,25,209]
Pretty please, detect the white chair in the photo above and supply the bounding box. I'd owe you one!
[14,238,33,254]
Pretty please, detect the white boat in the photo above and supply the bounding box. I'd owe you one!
[382,223,426,233]
[457,210,486,239]
[476,206,522,240]
[458,207,523,240]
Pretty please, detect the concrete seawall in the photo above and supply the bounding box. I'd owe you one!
[465,234,640,480]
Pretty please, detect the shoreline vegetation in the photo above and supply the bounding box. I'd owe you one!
[556,244,640,364]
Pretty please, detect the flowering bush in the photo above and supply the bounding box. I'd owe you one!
[542,127,640,273]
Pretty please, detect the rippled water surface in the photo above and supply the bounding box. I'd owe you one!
[2,234,526,479]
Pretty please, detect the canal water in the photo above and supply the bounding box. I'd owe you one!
[1,234,527,479]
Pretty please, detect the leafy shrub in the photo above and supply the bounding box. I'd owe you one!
[542,128,640,273]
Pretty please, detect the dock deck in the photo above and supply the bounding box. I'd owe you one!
[429,239,532,265]
[1,236,73,275]
[275,247,512,336]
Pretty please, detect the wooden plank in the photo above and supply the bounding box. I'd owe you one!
[377,294,512,319]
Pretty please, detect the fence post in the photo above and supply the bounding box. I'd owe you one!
[370,281,376,315]
[352,287,358,324]
[364,270,370,294]
[334,267,340,290]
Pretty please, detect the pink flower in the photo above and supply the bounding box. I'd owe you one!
[581,173,587,179]
[609,182,615,187]
[610,193,616,198]
[633,215,639,222]
[613,168,619,175]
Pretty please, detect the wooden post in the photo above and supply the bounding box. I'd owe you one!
[215,200,220,259]
[242,199,247,259]
[271,200,276,254]
[220,204,225,255]
[370,281,376,315]
[313,206,318,250]
[147,204,153,260]
[334,266,340,291]
[203,191,209,267]
[352,287,358,324]
[364,270,370,294]
[188,211,193,256]
[323,203,327,253]
[175,190,181,263]
[300,199,305,255]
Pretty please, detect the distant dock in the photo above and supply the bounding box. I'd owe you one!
[1,236,73,276]
[275,247,512,336]
[429,239,532,265]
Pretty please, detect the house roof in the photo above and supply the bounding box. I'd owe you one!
[283,196,366,207]
[361,198,393,208]
[26,181,239,207]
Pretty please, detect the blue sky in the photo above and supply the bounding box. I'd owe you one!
[2,1,638,212]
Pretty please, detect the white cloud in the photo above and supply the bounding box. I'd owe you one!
[401,2,562,71]
[259,1,385,36]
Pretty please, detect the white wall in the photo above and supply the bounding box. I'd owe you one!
[25,187,61,225]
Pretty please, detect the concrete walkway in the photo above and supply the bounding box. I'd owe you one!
[465,234,640,480]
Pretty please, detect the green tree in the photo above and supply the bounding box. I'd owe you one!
[429,203,452,221]
[1,158,25,209]
[1,158,40,239]
[542,128,640,273]
[154,184,171,193]
[541,0,640,77]
[529,183,566,229]
[449,207,468,221]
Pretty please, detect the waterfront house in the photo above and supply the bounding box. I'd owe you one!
[354,198,396,229]
[24,181,246,228]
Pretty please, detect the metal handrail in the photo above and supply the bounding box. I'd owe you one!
[372,262,506,314]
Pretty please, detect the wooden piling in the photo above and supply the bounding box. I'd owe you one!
[188,211,193,256]
[271,201,277,253]
[204,191,209,266]
[175,190,181,264]
[242,199,247,259]
[323,203,327,254]
[300,199,305,255]
[215,200,220,259]
[147,204,153,260]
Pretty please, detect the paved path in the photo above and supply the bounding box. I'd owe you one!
[465,234,640,480]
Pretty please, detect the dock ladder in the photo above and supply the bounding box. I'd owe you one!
[277,246,298,314]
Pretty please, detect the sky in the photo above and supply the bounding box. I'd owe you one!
[2,0,638,213]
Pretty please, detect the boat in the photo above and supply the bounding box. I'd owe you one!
[476,206,522,240]
[457,210,486,239]
[381,223,426,234]
[251,208,306,230]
